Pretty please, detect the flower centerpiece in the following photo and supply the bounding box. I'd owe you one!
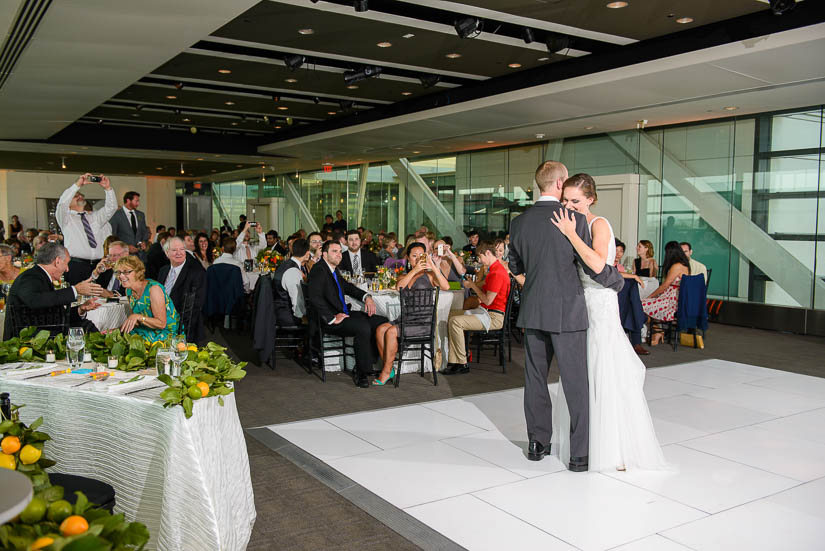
[256,249,284,272]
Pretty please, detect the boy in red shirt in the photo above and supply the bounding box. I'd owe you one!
[444,240,511,375]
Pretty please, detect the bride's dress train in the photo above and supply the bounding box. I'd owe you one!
[552,218,667,471]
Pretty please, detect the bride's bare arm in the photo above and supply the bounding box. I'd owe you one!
[551,211,607,273]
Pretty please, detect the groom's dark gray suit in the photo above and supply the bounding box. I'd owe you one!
[508,197,623,459]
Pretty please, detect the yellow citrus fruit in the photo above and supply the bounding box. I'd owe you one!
[186,344,198,352]
[19,444,42,465]
[47,500,73,523]
[59,515,89,537]
[20,497,47,524]
[1,435,21,454]
[176,342,187,352]
[19,346,30,357]
[0,452,16,470]
[29,536,54,550]
[196,382,209,397]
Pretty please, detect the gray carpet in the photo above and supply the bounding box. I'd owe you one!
[212,323,824,550]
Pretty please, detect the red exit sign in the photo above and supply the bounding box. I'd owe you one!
[323,165,333,173]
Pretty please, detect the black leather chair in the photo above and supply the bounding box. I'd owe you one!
[177,290,197,337]
[464,276,516,373]
[393,287,439,388]
[6,304,70,339]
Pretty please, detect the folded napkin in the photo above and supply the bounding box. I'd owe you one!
[103,375,162,395]
[1,363,57,379]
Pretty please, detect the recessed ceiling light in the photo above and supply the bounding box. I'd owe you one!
[724,106,739,111]
[225,101,235,105]
[231,122,238,126]
[606,1,628,8]
[377,41,392,48]
[538,57,550,61]
[401,91,412,96]
[584,126,594,130]
[277,106,288,110]
[182,118,190,122]
[165,95,177,99]
[131,113,140,117]
[218,69,231,74]
[508,63,522,68]
[298,28,314,35]
[196,157,204,161]
[676,17,693,24]
[412,150,421,154]
[327,111,336,115]
[402,33,415,38]
[486,140,495,144]
[236,164,243,168]
[274,125,282,129]
[445,53,461,59]
[156,167,163,170]
[347,84,359,90]
[285,78,298,83]
[536,133,546,139]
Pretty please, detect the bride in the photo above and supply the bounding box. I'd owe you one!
[550,173,667,472]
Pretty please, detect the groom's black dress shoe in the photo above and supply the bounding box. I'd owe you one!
[442,363,470,375]
[569,456,589,472]
[353,373,370,388]
[527,441,550,461]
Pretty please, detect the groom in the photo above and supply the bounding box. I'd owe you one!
[508,161,624,471]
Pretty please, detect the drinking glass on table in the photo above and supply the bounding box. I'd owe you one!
[67,327,85,370]
[155,348,173,377]
[170,334,187,377]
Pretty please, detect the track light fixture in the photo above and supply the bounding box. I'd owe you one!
[283,54,305,70]
[353,0,368,12]
[174,82,184,90]
[180,163,185,175]
[61,157,66,170]
[313,96,321,104]
[419,74,441,88]
[769,0,795,14]
[339,100,355,112]
[521,27,535,44]
[454,17,482,39]
[343,65,382,84]
[135,104,143,111]
[546,32,571,53]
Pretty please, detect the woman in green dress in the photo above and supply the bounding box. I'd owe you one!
[113,256,179,342]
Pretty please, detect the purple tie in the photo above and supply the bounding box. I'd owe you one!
[80,212,97,248]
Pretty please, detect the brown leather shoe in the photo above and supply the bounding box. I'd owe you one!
[633,344,650,356]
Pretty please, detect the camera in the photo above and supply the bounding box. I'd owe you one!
[437,244,444,256]
[249,222,257,227]
[87,175,102,183]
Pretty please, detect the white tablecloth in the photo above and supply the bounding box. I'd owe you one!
[86,302,130,332]
[0,367,255,551]
[638,277,660,300]
[322,289,463,374]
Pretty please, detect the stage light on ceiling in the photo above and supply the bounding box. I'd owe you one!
[769,0,796,15]
[346,84,359,90]
[606,1,628,8]
[724,106,739,111]
[285,78,298,83]
[277,106,288,110]
[225,101,235,106]
[454,17,482,39]
[343,65,382,84]
[174,82,184,90]
[401,91,412,96]
[508,63,522,68]
[298,28,314,35]
[313,96,321,104]
[61,157,66,170]
[545,33,571,53]
[402,33,415,38]
[182,118,190,122]
[327,111,336,115]
[180,163,185,175]
[376,41,392,48]
[166,95,177,100]
[676,17,693,24]
[445,53,461,59]
[521,28,535,44]
[218,69,231,74]
[419,74,441,88]
[283,54,305,70]
[353,0,368,12]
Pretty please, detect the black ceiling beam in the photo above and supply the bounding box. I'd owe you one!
[269,2,825,143]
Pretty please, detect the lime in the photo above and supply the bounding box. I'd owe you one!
[19,444,42,465]
[197,351,210,362]
[20,497,47,524]
[47,500,73,523]
[187,386,202,400]
[183,376,198,387]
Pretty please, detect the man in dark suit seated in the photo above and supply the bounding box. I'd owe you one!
[3,242,103,339]
[157,237,206,344]
[338,230,379,275]
[307,241,388,388]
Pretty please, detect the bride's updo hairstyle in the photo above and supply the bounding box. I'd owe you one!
[562,173,598,205]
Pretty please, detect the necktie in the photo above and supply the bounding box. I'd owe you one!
[112,278,121,294]
[79,212,97,248]
[332,270,349,315]
[353,253,361,274]
[165,267,178,294]
[130,211,137,236]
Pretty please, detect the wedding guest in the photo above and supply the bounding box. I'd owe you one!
[109,191,150,258]
[234,221,264,263]
[306,232,323,271]
[115,255,179,342]
[633,240,658,278]
[5,239,21,257]
[378,234,397,264]
[17,231,32,256]
[213,237,253,293]
[332,210,347,232]
[434,239,466,283]
[273,238,310,327]
[444,241,511,375]
[322,214,335,233]
[0,244,21,285]
[642,241,690,345]
[373,242,450,386]
[9,215,22,236]
[180,231,196,255]
[167,227,177,238]
[92,241,129,298]
[462,230,480,256]
[339,230,379,274]
[194,232,213,269]
[680,242,708,283]
[0,220,5,242]
[614,239,627,272]
[210,229,220,244]
[145,231,170,281]
[158,237,205,343]
[154,225,166,242]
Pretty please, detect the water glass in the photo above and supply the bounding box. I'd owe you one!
[170,335,187,377]
[67,347,83,370]
[155,348,173,377]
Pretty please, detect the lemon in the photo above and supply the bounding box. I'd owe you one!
[20,497,47,524]
[47,499,73,523]
[30,537,55,550]
[18,346,31,357]
[187,386,203,400]
[0,452,16,470]
[186,344,198,352]
[1,435,21,454]
[19,444,42,465]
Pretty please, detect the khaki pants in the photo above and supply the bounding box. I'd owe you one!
[447,310,505,364]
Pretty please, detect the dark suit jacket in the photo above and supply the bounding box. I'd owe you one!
[508,200,623,333]
[145,242,169,281]
[158,254,206,343]
[96,269,124,295]
[307,261,367,325]
[108,208,150,247]
[338,249,379,274]
[3,265,78,339]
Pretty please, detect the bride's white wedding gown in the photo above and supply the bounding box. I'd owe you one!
[552,217,667,471]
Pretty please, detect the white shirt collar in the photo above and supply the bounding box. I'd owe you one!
[537,196,560,203]
[290,257,302,268]
[122,205,135,216]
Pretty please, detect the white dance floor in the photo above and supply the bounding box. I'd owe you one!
[263,360,825,551]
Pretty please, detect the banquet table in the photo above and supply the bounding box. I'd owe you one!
[321,288,464,375]
[85,300,130,332]
[638,277,659,300]
[0,363,255,551]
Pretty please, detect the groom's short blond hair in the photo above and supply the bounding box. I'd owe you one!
[535,161,568,193]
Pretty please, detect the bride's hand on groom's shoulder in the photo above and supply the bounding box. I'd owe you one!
[550,210,577,238]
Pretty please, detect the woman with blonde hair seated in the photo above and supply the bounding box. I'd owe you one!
[114,255,179,342]
[0,244,21,285]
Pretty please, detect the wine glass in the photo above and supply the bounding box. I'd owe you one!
[170,334,187,377]
[67,327,85,370]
